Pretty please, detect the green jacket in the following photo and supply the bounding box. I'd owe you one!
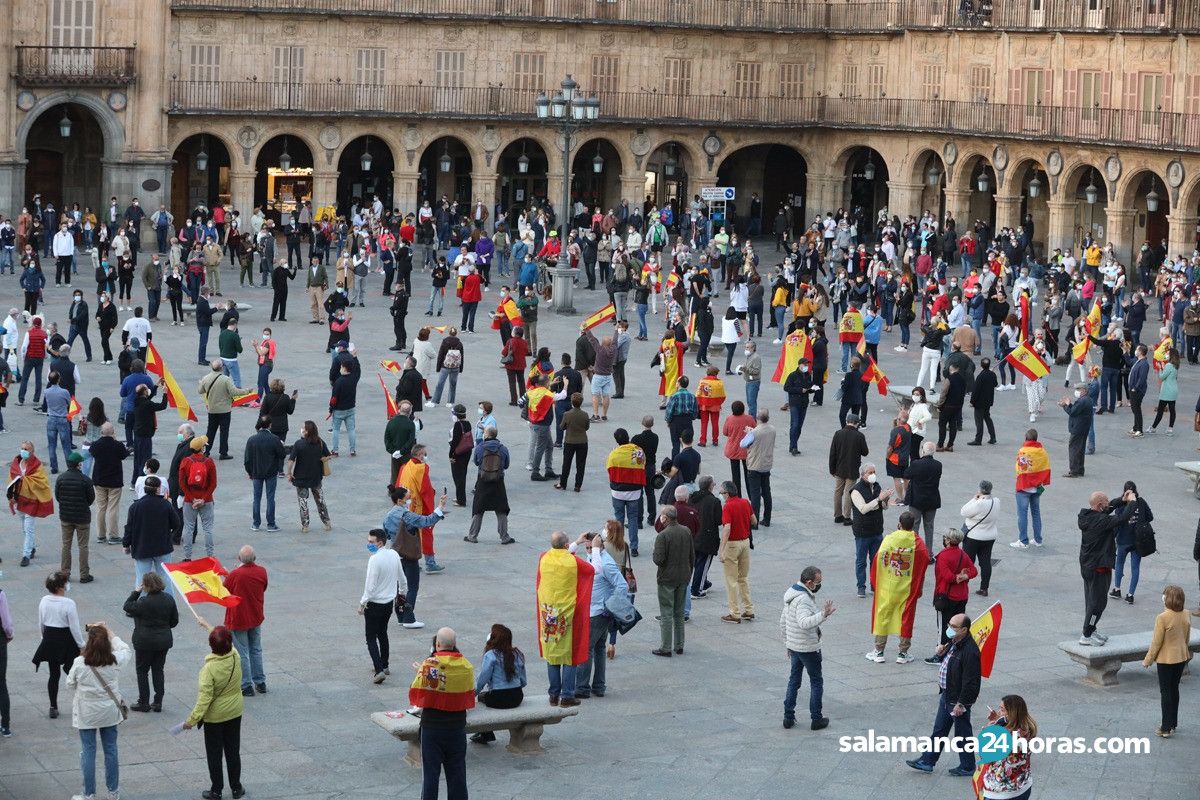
[187,650,244,726]
[384,413,416,458]
[218,328,243,359]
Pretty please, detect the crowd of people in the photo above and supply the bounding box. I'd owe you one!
[0,186,1196,800]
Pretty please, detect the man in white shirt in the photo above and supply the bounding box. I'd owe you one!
[359,528,407,684]
[121,308,153,358]
[52,223,75,287]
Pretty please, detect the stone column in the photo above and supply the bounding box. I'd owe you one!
[546,172,567,225]
[1104,206,1135,265]
[806,173,845,216]
[619,173,645,207]
[470,172,499,209]
[393,171,420,214]
[229,169,256,216]
[994,194,1023,231]
[1045,198,1078,255]
[1167,211,1198,259]
[943,189,971,229]
[886,181,925,217]
[311,170,339,209]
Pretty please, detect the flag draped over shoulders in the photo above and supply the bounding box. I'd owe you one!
[409,651,476,712]
[536,548,595,666]
[1014,441,1051,491]
[606,443,647,485]
[772,330,812,383]
[658,340,684,395]
[870,529,929,638]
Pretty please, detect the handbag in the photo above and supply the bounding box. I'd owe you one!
[451,425,473,458]
[621,545,638,595]
[321,457,332,477]
[932,549,967,612]
[90,666,129,721]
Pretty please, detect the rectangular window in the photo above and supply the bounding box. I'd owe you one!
[188,44,221,82]
[921,64,943,100]
[866,64,885,98]
[49,0,95,47]
[969,65,991,103]
[1022,67,1045,109]
[272,46,305,108]
[434,50,465,88]
[841,63,859,98]
[1140,72,1165,125]
[1186,75,1200,116]
[664,57,692,96]
[513,52,546,93]
[734,61,761,99]
[355,48,385,85]
[779,62,805,99]
[590,54,619,95]
[1080,70,1102,119]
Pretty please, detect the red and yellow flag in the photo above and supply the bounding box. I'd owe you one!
[231,389,258,408]
[696,375,726,410]
[686,313,696,344]
[163,557,241,608]
[870,529,929,638]
[1153,336,1172,372]
[409,652,476,712]
[1015,441,1051,491]
[526,361,555,390]
[67,396,81,421]
[838,308,864,343]
[861,355,890,396]
[379,373,399,419]
[1018,293,1032,342]
[1082,296,1102,336]
[525,385,554,423]
[606,443,647,485]
[969,601,1004,679]
[658,339,684,396]
[1071,335,1091,364]
[432,325,448,334]
[582,303,616,331]
[772,330,813,383]
[144,342,199,422]
[380,359,402,375]
[1006,341,1050,381]
[536,548,595,666]
[500,297,523,327]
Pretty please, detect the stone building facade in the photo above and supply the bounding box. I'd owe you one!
[4,0,1200,263]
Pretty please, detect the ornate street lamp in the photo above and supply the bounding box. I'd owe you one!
[59,110,72,138]
[278,136,292,171]
[438,141,452,173]
[360,136,373,172]
[926,163,942,187]
[517,141,530,174]
[1027,174,1041,198]
[195,135,209,172]
[863,157,876,182]
[975,169,990,193]
[1084,176,1099,205]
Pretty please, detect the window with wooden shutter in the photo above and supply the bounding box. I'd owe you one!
[779,62,805,99]
[272,46,305,108]
[435,50,465,88]
[841,63,859,98]
[1077,70,1102,121]
[590,54,619,95]
[1186,75,1200,115]
[968,65,991,103]
[188,45,221,82]
[1140,72,1165,126]
[734,61,761,99]
[355,48,385,85]
[921,64,943,100]
[866,64,885,98]
[513,52,546,93]
[664,57,692,96]
[49,0,95,47]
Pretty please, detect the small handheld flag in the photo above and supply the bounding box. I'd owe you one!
[582,303,616,331]
[231,389,258,408]
[380,359,402,375]
[67,396,81,420]
[163,557,241,609]
[379,373,399,419]
[144,342,199,422]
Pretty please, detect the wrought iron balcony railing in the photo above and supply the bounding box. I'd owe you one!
[15,46,137,87]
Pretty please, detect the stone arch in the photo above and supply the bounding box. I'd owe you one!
[169,125,238,162]
[1179,171,1200,216]
[903,148,947,188]
[496,129,558,171]
[247,127,322,172]
[828,142,896,181]
[16,91,125,161]
[1113,167,1170,210]
[711,136,812,175]
[645,136,704,175]
[950,150,994,194]
[1059,160,1106,199]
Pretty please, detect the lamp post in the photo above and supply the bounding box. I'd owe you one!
[534,74,600,314]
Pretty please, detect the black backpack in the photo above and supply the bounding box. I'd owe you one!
[479,448,504,483]
[1134,521,1157,558]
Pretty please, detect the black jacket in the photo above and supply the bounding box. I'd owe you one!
[396,368,424,411]
[940,371,967,409]
[971,368,997,409]
[1064,396,1093,436]
[244,429,286,479]
[783,368,815,405]
[330,372,359,412]
[840,367,866,406]
[942,634,981,707]
[630,430,658,476]
[69,299,90,329]
[132,390,169,437]
[689,489,722,556]
[123,590,179,652]
[89,435,129,489]
[260,391,295,437]
[123,494,180,559]
[904,455,943,510]
[95,302,117,332]
[194,296,215,329]
[828,425,869,479]
[167,438,192,499]
[1078,502,1136,573]
[54,467,95,524]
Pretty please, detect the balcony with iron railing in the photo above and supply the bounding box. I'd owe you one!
[167,0,1200,35]
[168,80,1200,154]
[15,46,137,87]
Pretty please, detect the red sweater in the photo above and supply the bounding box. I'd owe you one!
[223,562,268,630]
[934,545,978,602]
[25,327,47,359]
[178,453,218,503]
[461,273,482,303]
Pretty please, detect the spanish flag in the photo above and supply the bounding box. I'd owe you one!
[499,297,523,327]
[1015,440,1051,491]
[582,303,616,331]
[969,601,1004,678]
[1006,341,1050,381]
[838,308,864,343]
[658,338,684,396]
[8,455,53,518]
[397,458,436,556]
[1082,296,1102,336]
[606,443,647,485]
[526,360,555,390]
[379,373,399,419]
[231,389,258,408]
[1018,293,1032,342]
[536,548,595,666]
[1071,335,1092,364]
[409,652,476,712]
[696,375,726,410]
[144,342,199,422]
[686,313,696,344]
[1153,336,1172,372]
[861,355,890,396]
[67,396,81,421]
[870,528,929,639]
[163,557,241,609]
[379,359,402,375]
[525,385,555,423]
[432,325,448,334]
[772,330,813,383]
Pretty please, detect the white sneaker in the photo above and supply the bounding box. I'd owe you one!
[864,650,885,663]
[893,345,904,352]
[525,464,533,471]
[1092,631,1109,643]
[424,401,437,409]
[773,338,782,344]
[71,795,96,800]
[402,621,426,629]
[1009,541,1028,549]
[1167,428,1175,436]
[895,652,915,664]
[445,402,454,408]
[1032,540,1044,547]
[1028,413,1037,422]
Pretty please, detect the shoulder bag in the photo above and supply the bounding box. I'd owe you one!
[620,544,638,595]
[90,666,129,721]
[960,498,993,538]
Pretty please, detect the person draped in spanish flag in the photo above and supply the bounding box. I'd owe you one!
[772,329,813,383]
[526,349,555,390]
[606,429,647,553]
[867,511,929,664]
[9,440,54,567]
[837,303,864,372]
[1013,430,1051,547]
[1152,326,1173,373]
[489,287,522,345]
[395,443,443,572]
[536,531,595,706]
[653,331,686,409]
[409,626,475,787]
[696,366,726,447]
[522,375,557,480]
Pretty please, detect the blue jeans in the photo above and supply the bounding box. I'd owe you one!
[915,695,975,772]
[991,325,1002,357]
[840,342,854,372]
[788,400,808,451]
[745,380,760,418]
[1115,543,1141,596]
[970,317,983,353]
[231,626,265,690]
[432,368,458,404]
[496,250,509,276]
[1015,490,1042,545]
[45,416,73,471]
[773,305,786,330]
[79,725,119,796]
[900,321,910,346]
[198,325,210,362]
[252,476,277,527]
[221,357,242,388]
[611,496,643,551]
[18,511,35,557]
[134,556,167,590]
[256,363,272,401]
[331,408,356,453]
[427,287,444,314]
[854,534,883,592]
[783,650,824,721]
[546,663,578,700]
[636,303,648,338]
[1100,367,1119,412]
[18,356,43,403]
[576,614,610,696]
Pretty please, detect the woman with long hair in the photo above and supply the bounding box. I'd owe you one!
[1150,349,1180,434]
[184,625,245,799]
[286,420,332,533]
[602,519,633,659]
[471,623,526,744]
[31,570,84,718]
[80,396,107,478]
[66,622,131,800]
[981,695,1037,799]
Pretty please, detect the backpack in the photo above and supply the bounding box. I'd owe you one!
[1134,521,1157,558]
[613,260,629,283]
[443,348,462,370]
[354,259,368,277]
[185,455,209,491]
[479,448,504,483]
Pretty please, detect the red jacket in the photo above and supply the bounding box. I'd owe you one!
[502,336,529,372]
[178,452,218,503]
[934,544,978,602]
[25,326,47,359]
[223,562,268,630]
[461,273,482,303]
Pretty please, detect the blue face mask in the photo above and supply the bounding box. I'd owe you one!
[18,449,29,460]
[945,626,957,640]
[366,543,379,554]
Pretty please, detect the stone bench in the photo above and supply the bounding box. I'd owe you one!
[371,695,579,765]
[1174,461,1200,497]
[1058,630,1200,686]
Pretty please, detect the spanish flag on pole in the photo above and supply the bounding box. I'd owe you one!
[861,355,890,396]
[606,443,647,485]
[67,396,81,421]
[772,330,813,383]
[409,652,476,712]
[525,385,555,423]
[1015,440,1051,491]
[870,529,929,639]
[379,359,402,375]
[536,548,595,666]
[379,373,399,419]
[144,342,198,422]
[969,601,1004,678]
[163,557,241,609]
[231,388,258,408]
[1005,340,1050,381]
[1082,296,1102,336]
[582,303,616,331]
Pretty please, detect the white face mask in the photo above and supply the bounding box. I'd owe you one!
[478,406,486,416]
[865,473,877,484]
[743,349,752,356]
[911,394,921,402]
[799,366,809,373]
[262,333,270,340]
[1074,390,1083,399]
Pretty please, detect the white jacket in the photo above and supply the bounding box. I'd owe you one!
[720,317,742,345]
[2,315,18,349]
[960,495,1000,542]
[66,636,132,729]
[779,584,828,653]
[413,339,437,380]
[909,402,932,436]
[53,230,75,258]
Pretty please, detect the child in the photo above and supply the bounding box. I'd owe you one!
[134,457,159,500]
